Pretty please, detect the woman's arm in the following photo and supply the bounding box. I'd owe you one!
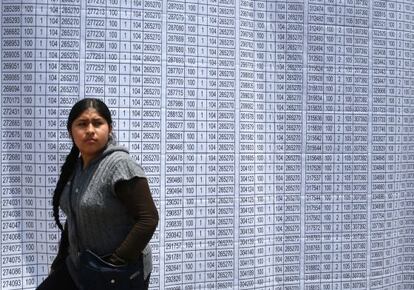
[110,177,159,264]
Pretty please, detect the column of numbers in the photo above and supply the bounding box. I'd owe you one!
[274,2,286,287]
[117,2,132,148]
[284,2,303,288]
[238,0,255,288]
[183,0,198,287]
[104,0,120,126]
[195,2,208,288]
[385,1,397,288]
[306,0,324,288]
[142,0,162,287]
[403,1,414,287]
[254,1,266,287]
[341,1,354,289]
[350,1,369,288]
[264,1,276,287]
[34,1,48,281]
[401,1,413,288]
[21,1,37,288]
[216,0,236,288]
[322,1,335,288]
[371,0,387,288]
[128,0,143,164]
[205,0,218,288]
[45,0,59,273]
[394,1,404,286]
[84,0,105,100]
[1,1,24,289]
[333,2,344,288]
[165,0,185,287]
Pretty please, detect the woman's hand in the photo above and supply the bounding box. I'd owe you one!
[104,253,126,266]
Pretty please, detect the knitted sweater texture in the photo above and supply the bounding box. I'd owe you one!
[59,143,152,286]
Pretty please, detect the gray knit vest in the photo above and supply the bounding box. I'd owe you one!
[59,144,152,285]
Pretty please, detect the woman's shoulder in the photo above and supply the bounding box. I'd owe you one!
[105,150,146,177]
[109,149,130,159]
[104,150,137,166]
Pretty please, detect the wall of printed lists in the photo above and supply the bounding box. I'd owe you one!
[0,0,414,289]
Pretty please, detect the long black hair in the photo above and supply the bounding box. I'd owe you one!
[52,98,113,230]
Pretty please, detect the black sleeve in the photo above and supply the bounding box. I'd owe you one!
[113,177,159,263]
[50,222,69,271]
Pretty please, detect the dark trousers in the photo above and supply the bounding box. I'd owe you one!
[36,263,151,290]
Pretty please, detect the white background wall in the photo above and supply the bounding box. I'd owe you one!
[0,0,413,289]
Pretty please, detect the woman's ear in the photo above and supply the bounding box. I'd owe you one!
[108,126,113,141]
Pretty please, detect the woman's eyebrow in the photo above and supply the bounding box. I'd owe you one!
[76,117,104,122]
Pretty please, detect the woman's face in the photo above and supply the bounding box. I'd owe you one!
[70,108,111,166]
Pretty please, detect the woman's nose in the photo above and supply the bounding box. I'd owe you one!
[86,123,94,133]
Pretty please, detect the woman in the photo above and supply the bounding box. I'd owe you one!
[37,98,159,290]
